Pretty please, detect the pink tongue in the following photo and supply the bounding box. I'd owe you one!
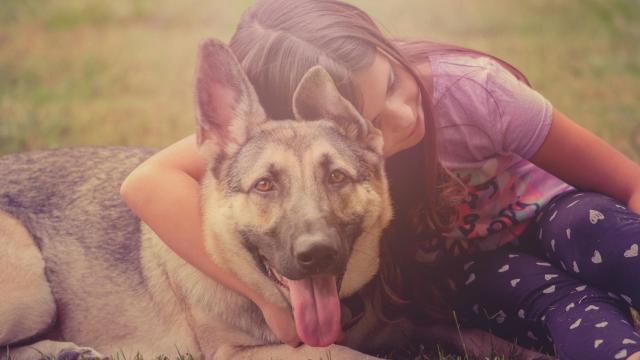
[286,276,341,347]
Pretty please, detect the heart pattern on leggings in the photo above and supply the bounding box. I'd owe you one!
[569,318,582,330]
[624,244,639,258]
[589,210,605,224]
[573,261,580,273]
[615,349,628,359]
[465,273,476,285]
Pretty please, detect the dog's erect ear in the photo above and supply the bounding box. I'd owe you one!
[195,39,266,157]
[292,66,383,155]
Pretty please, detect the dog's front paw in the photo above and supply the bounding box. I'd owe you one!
[56,347,108,360]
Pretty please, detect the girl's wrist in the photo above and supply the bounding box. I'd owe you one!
[628,189,640,214]
[248,291,268,308]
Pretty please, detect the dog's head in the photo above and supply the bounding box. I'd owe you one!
[194,39,392,347]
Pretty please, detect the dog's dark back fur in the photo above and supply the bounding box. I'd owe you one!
[0,147,154,299]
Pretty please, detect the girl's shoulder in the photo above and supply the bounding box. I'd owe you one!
[428,53,514,104]
[428,53,553,161]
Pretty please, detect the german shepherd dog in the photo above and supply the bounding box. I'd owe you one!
[0,38,398,359]
[0,40,550,360]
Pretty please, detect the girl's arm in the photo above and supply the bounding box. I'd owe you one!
[529,109,640,213]
[120,134,300,346]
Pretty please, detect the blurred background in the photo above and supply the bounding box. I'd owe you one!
[1,0,639,161]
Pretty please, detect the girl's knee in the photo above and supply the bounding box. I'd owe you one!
[539,192,637,248]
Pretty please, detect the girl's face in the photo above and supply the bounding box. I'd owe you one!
[352,51,425,158]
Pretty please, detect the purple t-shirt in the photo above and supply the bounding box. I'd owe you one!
[414,54,574,264]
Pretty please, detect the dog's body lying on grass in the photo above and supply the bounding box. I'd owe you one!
[0,40,550,360]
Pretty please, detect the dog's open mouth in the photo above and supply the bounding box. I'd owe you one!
[263,258,289,293]
[260,256,343,347]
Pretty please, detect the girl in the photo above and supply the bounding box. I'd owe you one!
[120,0,640,358]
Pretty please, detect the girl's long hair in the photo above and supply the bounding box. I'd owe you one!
[229,0,528,322]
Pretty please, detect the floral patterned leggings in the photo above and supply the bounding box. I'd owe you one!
[445,191,640,359]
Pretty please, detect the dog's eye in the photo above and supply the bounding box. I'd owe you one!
[328,170,348,185]
[254,178,274,192]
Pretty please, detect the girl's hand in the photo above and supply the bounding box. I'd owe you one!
[257,299,301,347]
[628,190,640,215]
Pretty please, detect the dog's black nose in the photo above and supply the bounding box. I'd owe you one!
[296,243,338,274]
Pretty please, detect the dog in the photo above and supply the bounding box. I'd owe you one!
[0,38,399,359]
[0,39,551,360]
